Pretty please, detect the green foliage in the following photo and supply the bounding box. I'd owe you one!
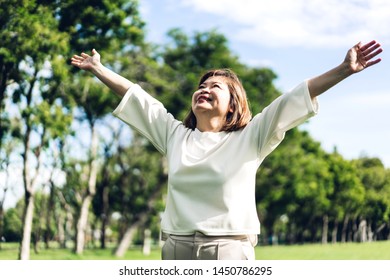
[256,129,333,242]
[3,207,23,242]
[61,0,146,125]
[57,0,145,52]
[326,152,365,221]
[240,67,279,114]
[355,158,390,231]
[0,0,69,152]
[108,135,166,225]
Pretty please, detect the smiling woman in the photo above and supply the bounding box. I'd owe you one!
[70,40,382,260]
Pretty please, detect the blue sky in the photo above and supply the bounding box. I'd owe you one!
[139,0,390,167]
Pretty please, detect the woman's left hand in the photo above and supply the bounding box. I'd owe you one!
[345,40,383,73]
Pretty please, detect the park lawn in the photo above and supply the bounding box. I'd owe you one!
[0,243,161,260]
[256,241,390,260]
[1,241,390,260]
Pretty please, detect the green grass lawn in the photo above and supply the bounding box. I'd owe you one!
[1,241,390,260]
[256,241,390,260]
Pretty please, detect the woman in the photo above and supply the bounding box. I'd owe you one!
[71,40,382,260]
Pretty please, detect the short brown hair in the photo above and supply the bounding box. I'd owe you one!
[183,69,252,132]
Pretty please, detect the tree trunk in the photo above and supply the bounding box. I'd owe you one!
[44,180,56,249]
[114,213,146,257]
[57,192,72,248]
[388,223,390,240]
[367,222,373,242]
[332,219,339,243]
[98,156,111,249]
[75,195,93,254]
[18,76,46,260]
[352,217,359,242]
[65,206,73,247]
[374,223,386,241]
[341,213,349,243]
[34,201,46,254]
[74,126,99,254]
[100,186,109,249]
[19,114,33,260]
[322,215,328,244]
[57,213,65,248]
[358,219,367,242]
[114,184,163,257]
[143,229,151,256]
[19,193,34,260]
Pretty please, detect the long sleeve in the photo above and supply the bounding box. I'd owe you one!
[112,84,182,155]
[250,80,319,160]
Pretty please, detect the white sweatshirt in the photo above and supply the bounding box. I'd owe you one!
[113,81,318,236]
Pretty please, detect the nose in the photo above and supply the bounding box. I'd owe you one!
[201,86,210,93]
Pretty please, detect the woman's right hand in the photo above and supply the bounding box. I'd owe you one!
[70,49,133,97]
[71,49,101,72]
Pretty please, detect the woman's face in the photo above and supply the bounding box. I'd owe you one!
[192,76,232,118]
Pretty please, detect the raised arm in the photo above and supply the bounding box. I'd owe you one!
[71,49,133,97]
[307,40,383,98]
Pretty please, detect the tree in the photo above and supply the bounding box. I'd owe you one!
[56,0,147,254]
[91,121,124,249]
[111,135,166,257]
[256,129,332,244]
[0,0,26,151]
[0,139,17,249]
[355,157,390,241]
[1,0,71,259]
[3,205,23,242]
[325,151,364,243]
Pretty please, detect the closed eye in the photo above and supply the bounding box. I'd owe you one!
[198,82,223,90]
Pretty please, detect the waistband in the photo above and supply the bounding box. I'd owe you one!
[162,231,258,245]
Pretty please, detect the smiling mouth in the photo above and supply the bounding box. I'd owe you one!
[197,96,212,102]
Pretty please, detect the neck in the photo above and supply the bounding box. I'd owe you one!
[196,115,225,132]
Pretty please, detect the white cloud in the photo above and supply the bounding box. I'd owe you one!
[182,0,390,48]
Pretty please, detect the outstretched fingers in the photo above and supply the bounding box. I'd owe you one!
[70,49,100,71]
[358,40,378,52]
[360,41,382,55]
[365,57,382,68]
[71,52,91,66]
[70,56,82,66]
[357,40,383,68]
[81,52,91,58]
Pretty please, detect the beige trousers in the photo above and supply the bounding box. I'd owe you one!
[161,232,258,260]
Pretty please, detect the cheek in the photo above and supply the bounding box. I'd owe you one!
[222,93,233,110]
[191,92,197,104]
[191,93,199,110]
